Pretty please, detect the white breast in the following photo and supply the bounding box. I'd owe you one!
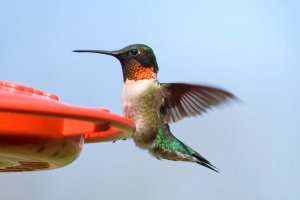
[122,79,155,100]
[122,79,156,117]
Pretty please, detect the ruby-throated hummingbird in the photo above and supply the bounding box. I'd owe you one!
[74,44,236,172]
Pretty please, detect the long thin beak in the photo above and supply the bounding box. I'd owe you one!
[73,49,119,57]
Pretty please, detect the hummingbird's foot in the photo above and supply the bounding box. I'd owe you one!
[112,139,126,143]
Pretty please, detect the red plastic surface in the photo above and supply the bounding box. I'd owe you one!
[0,81,135,142]
[0,81,135,172]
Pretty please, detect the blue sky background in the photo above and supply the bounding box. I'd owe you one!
[1,1,299,200]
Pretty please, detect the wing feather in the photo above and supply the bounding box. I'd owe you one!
[161,83,237,123]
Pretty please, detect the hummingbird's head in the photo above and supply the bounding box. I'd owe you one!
[73,44,159,81]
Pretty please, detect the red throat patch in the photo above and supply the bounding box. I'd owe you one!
[125,61,157,80]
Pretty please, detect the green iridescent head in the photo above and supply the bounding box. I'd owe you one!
[73,44,159,80]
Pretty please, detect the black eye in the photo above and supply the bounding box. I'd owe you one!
[129,49,139,56]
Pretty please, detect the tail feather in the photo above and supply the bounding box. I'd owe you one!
[192,152,220,173]
[153,123,220,173]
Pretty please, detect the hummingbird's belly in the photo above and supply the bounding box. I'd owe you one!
[122,79,163,149]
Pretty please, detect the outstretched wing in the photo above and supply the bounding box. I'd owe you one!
[160,83,236,123]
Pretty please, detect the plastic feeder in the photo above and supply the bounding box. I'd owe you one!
[0,81,135,172]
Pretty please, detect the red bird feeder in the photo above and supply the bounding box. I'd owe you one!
[0,81,135,172]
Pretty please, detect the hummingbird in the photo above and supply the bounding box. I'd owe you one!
[73,44,236,172]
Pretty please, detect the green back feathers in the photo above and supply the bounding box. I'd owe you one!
[155,124,191,154]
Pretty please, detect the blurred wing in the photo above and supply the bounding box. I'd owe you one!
[161,83,236,123]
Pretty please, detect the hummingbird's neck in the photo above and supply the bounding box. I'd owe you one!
[122,60,157,81]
